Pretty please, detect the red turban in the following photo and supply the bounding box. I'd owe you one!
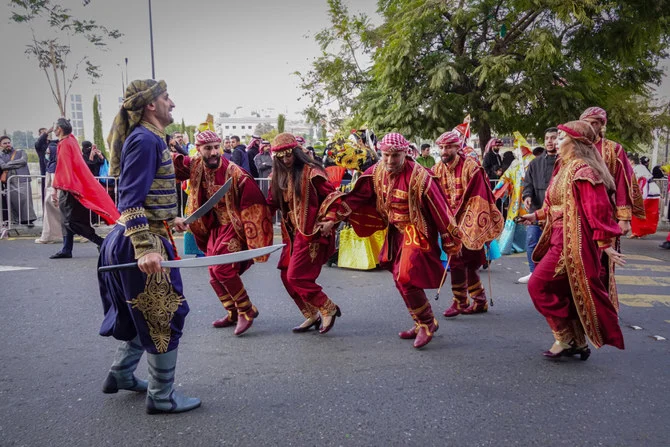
[195,130,221,146]
[579,107,607,125]
[436,131,460,146]
[378,132,410,153]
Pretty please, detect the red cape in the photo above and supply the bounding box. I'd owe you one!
[52,134,120,224]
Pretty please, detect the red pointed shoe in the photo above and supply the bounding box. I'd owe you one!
[443,301,468,318]
[212,313,237,328]
[234,306,259,336]
[398,325,418,340]
[461,298,488,315]
[413,320,438,349]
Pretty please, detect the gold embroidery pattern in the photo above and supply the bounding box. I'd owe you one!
[227,238,242,253]
[562,160,605,348]
[128,272,185,353]
[144,147,178,222]
[308,242,320,262]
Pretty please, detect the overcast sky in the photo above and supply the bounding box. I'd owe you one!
[0,0,668,138]
[0,0,378,135]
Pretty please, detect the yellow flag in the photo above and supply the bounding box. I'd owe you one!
[513,131,530,150]
[197,114,215,133]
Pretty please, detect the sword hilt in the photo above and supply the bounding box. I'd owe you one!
[98,262,139,272]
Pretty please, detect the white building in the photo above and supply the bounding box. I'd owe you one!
[69,94,85,139]
[215,109,316,142]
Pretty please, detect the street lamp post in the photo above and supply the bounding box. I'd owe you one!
[148,0,155,79]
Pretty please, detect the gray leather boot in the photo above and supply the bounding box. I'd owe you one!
[102,336,148,394]
[146,348,201,414]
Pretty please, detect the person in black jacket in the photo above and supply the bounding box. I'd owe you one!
[519,127,558,283]
[482,138,504,180]
[230,135,250,172]
[34,126,53,201]
[246,135,261,178]
[81,141,105,176]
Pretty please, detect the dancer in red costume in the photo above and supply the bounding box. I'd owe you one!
[173,130,273,335]
[520,120,625,360]
[267,133,345,334]
[318,133,462,349]
[432,131,503,317]
[579,107,645,312]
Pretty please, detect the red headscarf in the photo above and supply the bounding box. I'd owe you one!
[436,131,460,146]
[579,107,607,125]
[195,130,221,146]
[378,133,410,153]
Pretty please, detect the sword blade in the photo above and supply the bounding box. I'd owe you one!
[183,177,232,225]
[98,244,285,272]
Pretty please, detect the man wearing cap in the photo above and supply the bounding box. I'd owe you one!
[99,79,200,414]
[318,133,462,349]
[580,107,645,234]
[433,131,503,317]
[173,130,273,335]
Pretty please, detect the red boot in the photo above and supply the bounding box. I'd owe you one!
[398,324,418,340]
[443,299,469,318]
[413,319,438,349]
[461,295,488,314]
[212,310,237,328]
[234,306,259,336]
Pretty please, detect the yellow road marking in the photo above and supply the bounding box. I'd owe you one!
[618,294,670,308]
[616,275,670,286]
[618,264,670,273]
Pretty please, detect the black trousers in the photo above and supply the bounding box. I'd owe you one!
[59,191,104,252]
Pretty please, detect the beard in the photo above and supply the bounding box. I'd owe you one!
[441,154,455,164]
[204,156,221,169]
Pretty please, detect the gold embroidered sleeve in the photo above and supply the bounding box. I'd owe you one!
[616,206,632,221]
[121,207,163,259]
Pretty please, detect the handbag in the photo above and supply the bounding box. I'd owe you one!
[337,226,377,270]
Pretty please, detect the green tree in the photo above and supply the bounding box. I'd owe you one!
[180,118,186,134]
[277,114,286,133]
[254,122,275,136]
[92,95,106,156]
[10,1,122,117]
[299,0,670,150]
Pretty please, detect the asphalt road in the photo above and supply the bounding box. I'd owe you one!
[0,232,668,446]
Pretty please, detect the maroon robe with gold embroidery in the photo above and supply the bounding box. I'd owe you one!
[433,154,503,308]
[332,158,462,330]
[596,138,644,221]
[267,165,345,318]
[174,154,273,320]
[528,158,623,349]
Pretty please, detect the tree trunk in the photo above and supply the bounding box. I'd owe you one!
[478,120,491,157]
[50,42,65,117]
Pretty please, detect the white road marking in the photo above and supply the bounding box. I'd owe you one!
[0,265,36,272]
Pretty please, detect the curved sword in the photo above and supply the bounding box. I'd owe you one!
[98,244,285,272]
[183,177,232,225]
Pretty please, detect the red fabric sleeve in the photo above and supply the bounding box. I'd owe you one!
[575,179,622,242]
